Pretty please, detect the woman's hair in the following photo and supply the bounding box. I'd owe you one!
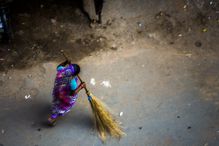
[72,64,80,75]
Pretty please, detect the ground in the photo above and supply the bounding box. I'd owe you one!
[0,0,219,146]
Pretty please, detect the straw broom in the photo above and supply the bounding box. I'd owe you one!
[60,51,125,141]
[77,75,125,141]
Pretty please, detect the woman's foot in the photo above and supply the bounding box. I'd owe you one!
[47,117,57,126]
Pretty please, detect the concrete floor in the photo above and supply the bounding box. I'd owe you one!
[0,0,219,146]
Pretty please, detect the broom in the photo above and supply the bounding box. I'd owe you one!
[60,51,125,141]
[77,75,125,141]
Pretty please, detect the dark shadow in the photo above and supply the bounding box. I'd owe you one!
[0,0,109,72]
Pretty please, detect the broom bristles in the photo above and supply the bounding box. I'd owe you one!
[88,92,126,141]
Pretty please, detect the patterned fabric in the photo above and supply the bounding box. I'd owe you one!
[50,64,79,119]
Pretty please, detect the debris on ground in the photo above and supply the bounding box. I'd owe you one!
[100,80,112,88]
[187,126,191,130]
[202,28,208,32]
[25,94,31,100]
[1,129,5,134]
[51,18,57,25]
[119,112,123,117]
[195,41,202,47]
[90,78,96,86]
[185,53,192,58]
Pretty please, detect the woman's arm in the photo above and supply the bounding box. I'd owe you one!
[71,82,86,96]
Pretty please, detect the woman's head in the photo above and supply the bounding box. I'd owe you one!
[71,64,80,75]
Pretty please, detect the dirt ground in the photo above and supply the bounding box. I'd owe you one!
[0,0,219,146]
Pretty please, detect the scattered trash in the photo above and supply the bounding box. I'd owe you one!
[0,58,4,61]
[51,18,56,25]
[25,94,31,100]
[183,5,187,9]
[195,41,202,47]
[185,53,192,58]
[187,126,191,130]
[100,81,112,88]
[202,28,208,32]
[119,112,123,117]
[90,78,96,86]
[210,1,213,5]
[1,129,5,134]
[138,127,143,130]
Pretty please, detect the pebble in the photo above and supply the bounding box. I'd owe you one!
[202,28,208,32]
[195,41,202,47]
[178,34,182,37]
[51,19,57,25]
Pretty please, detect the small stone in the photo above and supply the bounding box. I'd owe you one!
[51,19,56,25]
[119,112,123,117]
[183,5,187,9]
[210,1,213,5]
[8,76,12,80]
[202,28,208,32]
[178,34,182,37]
[185,53,192,58]
[187,126,191,129]
[195,41,202,47]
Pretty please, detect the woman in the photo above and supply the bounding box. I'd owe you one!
[48,60,86,126]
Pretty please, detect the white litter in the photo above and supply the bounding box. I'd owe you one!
[25,94,31,100]
[1,129,5,134]
[90,78,96,86]
[119,112,123,117]
[100,81,112,88]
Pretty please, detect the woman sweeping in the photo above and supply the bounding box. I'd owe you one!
[47,60,86,126]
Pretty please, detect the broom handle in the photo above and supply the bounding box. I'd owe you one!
[77,75,89,94]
